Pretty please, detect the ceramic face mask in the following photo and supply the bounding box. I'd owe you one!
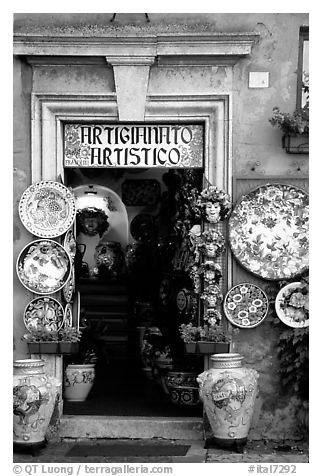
[205,242,216,257]
[205,202,221,223]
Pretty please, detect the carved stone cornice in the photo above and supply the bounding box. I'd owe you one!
[14,32,259,65]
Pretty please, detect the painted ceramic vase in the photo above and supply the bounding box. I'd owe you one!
[164,370,200,406]
[94,241,124,278]
[13,359,57,445]
[197,353,258,447]
[63,364,95,402]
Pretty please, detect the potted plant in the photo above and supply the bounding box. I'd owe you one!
[24,329,60,354]
[24,327,82,355]
[58,327,82,354]
[269,94,309,154]
[197,323,232,354]
[179,323,199,353]
[64,348,97,402]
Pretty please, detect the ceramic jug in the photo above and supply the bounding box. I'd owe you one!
[197,353,258,450]
[13,359,57,446]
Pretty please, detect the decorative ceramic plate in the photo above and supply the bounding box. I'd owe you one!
[63,267,75,303]
[64,303,73,328]
[223,283,269,328]
[63,229,77,263]
[17,239,72,294]
[275,281,309,328]
[23,296,65,332]
[228,184,309,280]
[130,214,156,242]
[19,181,76,238]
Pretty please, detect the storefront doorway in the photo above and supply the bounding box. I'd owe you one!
[29,93,230,421]
[63,160,205,417]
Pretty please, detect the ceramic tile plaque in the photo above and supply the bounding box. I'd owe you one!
[64,123,204,168]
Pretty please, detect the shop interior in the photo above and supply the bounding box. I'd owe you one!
[63,166,205,417]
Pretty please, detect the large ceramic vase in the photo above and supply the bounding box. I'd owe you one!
[197,353,258,451]
[63,364,95,402]
[13,359,57,446]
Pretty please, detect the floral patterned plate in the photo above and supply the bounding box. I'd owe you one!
[63,229,77,263]
[223,283,269,328]
[64,303,73,328]
[275,281,309,328]
[23,296,65,332]
[17,239,72,294]
[63,267,75,303]
[228,184,309,280]
[19,181,76,238]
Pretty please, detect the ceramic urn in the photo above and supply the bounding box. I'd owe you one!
[13,359,57,446]
[197,353,258,448]
[63,364,95,402]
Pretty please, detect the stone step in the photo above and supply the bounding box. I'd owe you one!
[60,416,204,440]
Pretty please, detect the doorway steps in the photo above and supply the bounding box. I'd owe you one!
[59,415,204,440]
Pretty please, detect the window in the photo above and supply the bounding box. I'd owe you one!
[297,26,309,109]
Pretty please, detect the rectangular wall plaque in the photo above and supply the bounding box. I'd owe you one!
[64,123,204,168]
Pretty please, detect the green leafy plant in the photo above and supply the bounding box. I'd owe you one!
[198,323,234,343]
[23,326,82,343]
[269,76,309,135]
[23,329,59,343]
[179,323,199,343]
[59,327,82,343]
[269,107,309,135]
[270,283,309,439]
[276,325,308,399]
[179,322,237,343]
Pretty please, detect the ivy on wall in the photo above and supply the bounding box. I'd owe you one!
[276,324,308,400]
[262,281,309,438]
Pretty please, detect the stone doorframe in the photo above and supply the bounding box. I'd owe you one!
[32,90,233,300]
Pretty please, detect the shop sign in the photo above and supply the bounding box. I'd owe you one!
[64,123,203,168]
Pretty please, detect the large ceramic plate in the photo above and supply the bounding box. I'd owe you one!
[63,229,77,263]
[17,239,72,294]
[19,181,76,238]
[23,296,65,332]
[228,184,309,280]
[275,281,309,328]
[223,282,269,328]
[63,267,75,303]
[64,303,73,328]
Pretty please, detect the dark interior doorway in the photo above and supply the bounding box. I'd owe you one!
[63,167,204,417]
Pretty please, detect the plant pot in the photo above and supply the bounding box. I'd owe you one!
[184,342,198,353]
[28,342,59,354]
[164,370,200,406]
[282,133,309,154]
[58,342,79,354]
[197,342,230,354]
[197,353,259,451]
[13,359,57,446]
[63,364,95,402]
[28,342,80,355]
